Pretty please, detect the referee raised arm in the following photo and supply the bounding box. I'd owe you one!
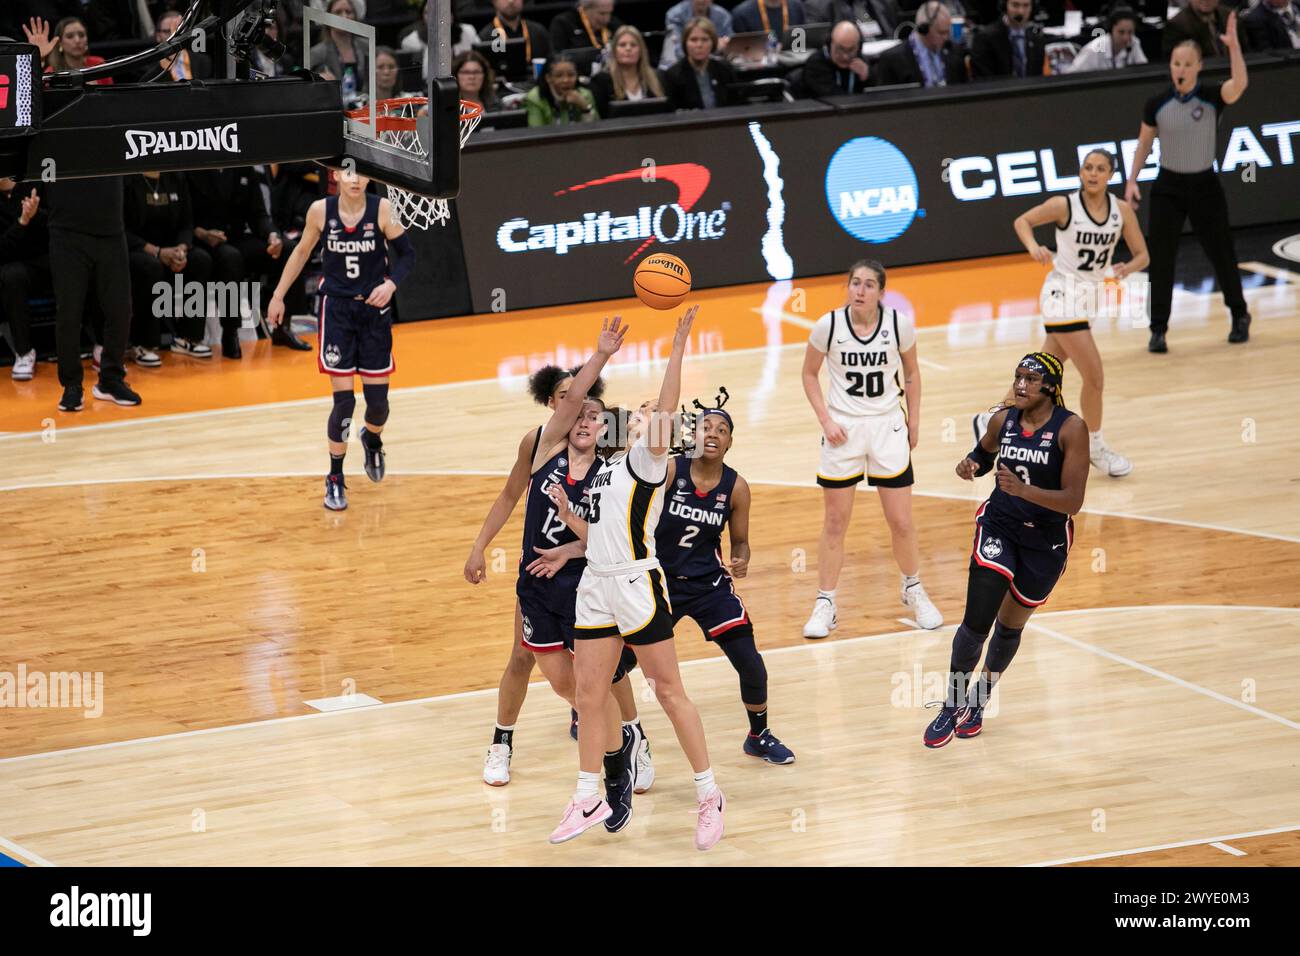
[1124,11,1250,354]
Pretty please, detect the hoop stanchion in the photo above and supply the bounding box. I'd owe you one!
[345,97,482,230]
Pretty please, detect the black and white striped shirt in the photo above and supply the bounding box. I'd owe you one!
[1143,82,1227,174]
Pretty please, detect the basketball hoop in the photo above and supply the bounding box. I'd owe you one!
[344,97,483,230]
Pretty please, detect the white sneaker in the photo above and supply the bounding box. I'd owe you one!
[633,736,655,794]
[802,598,837,639]
[483,743,511,787]
[171,338,213,358]
[11,349,36,381]
[1090,444,1132,478]
[128,346,162,368]
[902,580,944,630]
[972,411,993,442]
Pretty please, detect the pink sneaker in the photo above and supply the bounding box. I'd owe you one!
[548,794,612,844]
[695,787,726,851]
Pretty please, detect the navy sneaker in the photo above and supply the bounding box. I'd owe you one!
[58,386,84,412]
[923,704,968,749]
[361,431,385,482]
[603,769,634,833]
[955,703,984,739]
[324,474,348,511]
[743,731,795,765]
[569,708,578,741]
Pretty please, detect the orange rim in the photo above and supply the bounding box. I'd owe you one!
[346,97,483,133]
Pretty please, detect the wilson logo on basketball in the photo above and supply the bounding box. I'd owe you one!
[495,163,729,263]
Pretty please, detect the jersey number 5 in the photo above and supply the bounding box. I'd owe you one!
[846,371,885,398]
[345,255,361,279]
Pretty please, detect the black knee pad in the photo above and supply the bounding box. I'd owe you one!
[962,562,1010,633]
[612,645,638,685]
[718,627,768,707]
[985,620,1024,674]
[362,382,389,427]
[328,390,356,443]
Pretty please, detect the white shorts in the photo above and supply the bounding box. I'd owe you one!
[816,407,913,488]
[1040,271,1104,333]
[573,566,675,646]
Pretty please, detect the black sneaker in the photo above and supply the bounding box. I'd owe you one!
[603,769,634,833]
[58,385,84,412]
[271,324,312,351]
[221,331,243,360]
[1147,331,1167,353]
[1228,314,1251,344]
[361,431,385,482]
[92,379,142,406]
[324,474,347,511]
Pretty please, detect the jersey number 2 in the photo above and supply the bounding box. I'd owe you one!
[677,525,699,549]
[846,371,885,398]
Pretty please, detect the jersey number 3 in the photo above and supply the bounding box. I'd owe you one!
[846,371,885,398]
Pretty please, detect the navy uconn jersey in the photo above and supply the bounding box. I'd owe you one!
[321,193,388,297]
[518,432,593,598]
[986,405,1075,542]
[656,457,736,579]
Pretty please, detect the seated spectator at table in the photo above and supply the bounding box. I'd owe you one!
[1065,7,1147,72]
[124,171,212,365]
[25,16,115,84]
[310,0,369,104]
[0,178,50,382]
[453,50,500,112]
[524,52,599,124]
[731,0,807,36]
[551,0,622,52]
[1162,0,1238,59]
[591,25,666,115]
[970,0,1044,78]
[660,0,733,68]
[874,1,967,86]
[664,17,737,108]
[1242,0,1300,51]
[805,0,901,39]
[481,0,554,65]
[802,20,870,95]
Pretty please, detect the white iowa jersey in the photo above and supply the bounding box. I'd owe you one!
[810,305,916,418]
[1053,190,1123,281]
[584,438,667,574]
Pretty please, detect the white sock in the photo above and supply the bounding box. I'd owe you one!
[1090,430,1104,448]
[817,589,836,604]
[693,768,716,801]
[902,573,920,590]
[575,770,601,800]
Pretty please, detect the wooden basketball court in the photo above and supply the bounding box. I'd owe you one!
[2,251,1297,866]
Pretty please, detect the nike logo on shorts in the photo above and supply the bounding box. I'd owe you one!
[712,574,724,587]
[379,308,391,315]
[893,424,903,432]
[629,575,642,584]
[1052,543,1065,550]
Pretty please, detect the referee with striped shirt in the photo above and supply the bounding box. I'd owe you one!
[1125,10,1250,353]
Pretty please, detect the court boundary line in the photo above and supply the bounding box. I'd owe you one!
[2,605,1295,767]
[0,835,56,868]
[4,469,1298,546]
[1025,823,1300,867]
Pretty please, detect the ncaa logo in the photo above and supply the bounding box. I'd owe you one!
[981,536,1004,560]
[825,136,920,244]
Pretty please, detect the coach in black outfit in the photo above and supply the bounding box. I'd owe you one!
[970,0,1044,79]
[0,178,50,378]
[46,176,141,410]
[874,1,967,88]
[1126,14,1251,352]
[1242,0,1300,51]
[1161,0,1239,59]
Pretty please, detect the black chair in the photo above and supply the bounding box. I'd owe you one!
[480,108,528,129]
[727,77,787,104]
[607,97,672,118]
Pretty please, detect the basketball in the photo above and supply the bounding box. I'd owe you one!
[634,254,692,310]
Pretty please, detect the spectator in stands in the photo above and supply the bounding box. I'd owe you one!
[154,9,213,81]
[1162,0,1237,59]
[310,0,369,103]
[663,16,737,108]
[551,0,621,52]
[873,1,967,87]
[371,46,405,101]
[805,0,901,39]
[731,0,807,36]
[25,16,115,83]
[401,0,478,76]
[970,0,1044,78]
[1242,0,1300,51]
[481,0,554,67]
[1065,7,1148,72]
[524,52,598,124]
[591,25,666,115]
[660,0,733,68]
[0,178,49,382]
[801,20,870,95]
[123,171,211,365]
[187,167,296,360]
[453,50,500,111]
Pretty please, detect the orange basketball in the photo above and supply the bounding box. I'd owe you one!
[633,254,692,310]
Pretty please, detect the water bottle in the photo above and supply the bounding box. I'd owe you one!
[765,31,780,67]
[341,67,357,107]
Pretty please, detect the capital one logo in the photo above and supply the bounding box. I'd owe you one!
[825,136,920,244]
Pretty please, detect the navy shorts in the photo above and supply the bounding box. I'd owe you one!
[667,573,750,641]
[317,294,394,378]
[517,575,577,653]
[971,503,1074,607]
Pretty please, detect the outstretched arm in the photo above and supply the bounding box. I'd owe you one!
[532,317,628,470]
[1220,12,1248,104]
[648,305,699,457]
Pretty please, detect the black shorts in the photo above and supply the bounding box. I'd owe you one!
[317,294,394,378]
[667,574,751,641]
[517,576,578,653]
[971,504,1074,607]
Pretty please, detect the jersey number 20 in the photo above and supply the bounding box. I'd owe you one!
[846,371,885,398]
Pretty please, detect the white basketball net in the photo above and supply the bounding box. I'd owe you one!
[364,98,482,230]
